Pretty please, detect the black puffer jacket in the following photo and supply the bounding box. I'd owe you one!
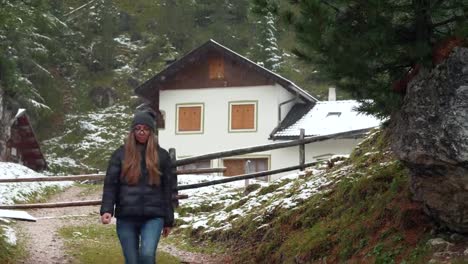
[100,144,175,227]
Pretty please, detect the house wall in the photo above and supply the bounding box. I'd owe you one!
[277,85,296,121]
[159,84,292,161]
[269,138,363,180]
[158,83,362,181]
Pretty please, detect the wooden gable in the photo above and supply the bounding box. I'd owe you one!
[6,112,47,171]
[135,39,318,114]
[160,51,275,91]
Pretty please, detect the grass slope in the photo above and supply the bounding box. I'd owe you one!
[176,130,434,263]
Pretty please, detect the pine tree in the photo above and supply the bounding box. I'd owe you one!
[253,0,468,117]
[252,10,283,71]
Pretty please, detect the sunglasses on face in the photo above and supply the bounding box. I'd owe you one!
[133,125,150,133]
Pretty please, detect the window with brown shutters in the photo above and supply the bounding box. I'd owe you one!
[177,104,203,133]
[229,102,256,131]
[209,57,224,80]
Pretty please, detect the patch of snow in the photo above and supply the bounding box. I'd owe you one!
[176,162,340,234]
[0,162,72,205]
[114,64,134,74]
[28,99,51,110]
[1,225,16,245]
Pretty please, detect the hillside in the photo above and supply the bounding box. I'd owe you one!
[42,104,133,174]
[174,130,468,263]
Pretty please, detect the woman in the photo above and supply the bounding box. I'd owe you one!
[100,111,175,264]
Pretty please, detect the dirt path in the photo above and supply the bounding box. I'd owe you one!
[159,243,231,264]
[16,186,101,264]
[16,185,230,264]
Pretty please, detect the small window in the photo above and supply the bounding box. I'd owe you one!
[209,57,224,80]
[176,104,204,133]
[229,101,257,132]
[326,112,341,117]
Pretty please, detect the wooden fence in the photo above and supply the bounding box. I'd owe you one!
[0,128,370,210]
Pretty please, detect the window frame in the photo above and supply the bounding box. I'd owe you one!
[228,100,258,133]
[175,103,204,134]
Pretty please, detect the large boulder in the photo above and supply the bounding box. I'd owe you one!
[392,47,468,233]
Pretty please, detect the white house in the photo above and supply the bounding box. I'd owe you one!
[269,98,382,178]
[135,40,381,181]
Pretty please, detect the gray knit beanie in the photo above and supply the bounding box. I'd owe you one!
[131,111,156,131]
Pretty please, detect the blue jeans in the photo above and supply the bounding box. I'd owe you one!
[116,217,164,264]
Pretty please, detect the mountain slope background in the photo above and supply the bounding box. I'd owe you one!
[0,0,342,145]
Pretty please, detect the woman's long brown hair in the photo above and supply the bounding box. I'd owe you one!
[121,130,161,186]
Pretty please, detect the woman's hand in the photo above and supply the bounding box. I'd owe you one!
[162,227,171,237]
[101,213,112,224]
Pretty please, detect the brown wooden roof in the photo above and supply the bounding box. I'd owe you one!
[135,39,318,104]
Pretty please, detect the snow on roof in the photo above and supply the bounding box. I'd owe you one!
[14,108,26,119]
[273,100,382,137]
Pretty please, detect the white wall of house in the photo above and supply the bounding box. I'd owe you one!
[158,84,363,181]
[158,84,293,159]
[269,138,363,180]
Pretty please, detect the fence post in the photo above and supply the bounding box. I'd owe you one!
[244,160,251,188]
[169,148,179,208]
[299,128,305,171]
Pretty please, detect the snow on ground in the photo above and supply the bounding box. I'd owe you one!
[0,162,73,245]
[1,224,16,245]
[0,162,72,205]
[176,160,350,233]
[42,104,132,173]
[113,35,143,51]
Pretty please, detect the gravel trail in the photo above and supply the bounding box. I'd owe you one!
[15,185,231,264]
